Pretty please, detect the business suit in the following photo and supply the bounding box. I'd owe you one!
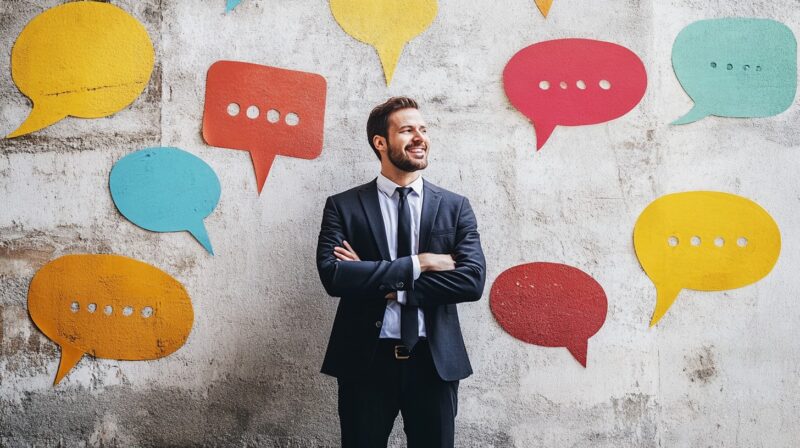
[316,177,486,447]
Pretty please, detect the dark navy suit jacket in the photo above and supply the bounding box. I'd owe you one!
[316,178,486,381]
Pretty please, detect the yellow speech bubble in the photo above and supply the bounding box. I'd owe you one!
[535,0,554,17]
[330,0,437,85]
[634,191,780,327]
[28,254,193,385]
[7,2,155,138]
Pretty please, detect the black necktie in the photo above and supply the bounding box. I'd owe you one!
[396,187,419,351]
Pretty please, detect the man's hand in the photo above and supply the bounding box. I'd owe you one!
[333,240,360,261]
[418,253,456,272]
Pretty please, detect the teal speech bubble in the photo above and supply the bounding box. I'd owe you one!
[226,0,241,13]
[672,18,797,125]
[110,147,221,255]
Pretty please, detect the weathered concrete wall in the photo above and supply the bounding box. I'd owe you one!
[2,0,800,446]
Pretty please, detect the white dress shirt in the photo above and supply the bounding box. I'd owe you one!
[376,173,426,339]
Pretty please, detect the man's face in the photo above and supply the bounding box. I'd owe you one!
[380,108,430,172]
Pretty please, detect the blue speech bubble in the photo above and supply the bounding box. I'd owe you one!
[110,147,221,255]
[672,18,797,125]
[226,0,241,13]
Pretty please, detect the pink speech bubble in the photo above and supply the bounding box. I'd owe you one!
[503,39,647,150]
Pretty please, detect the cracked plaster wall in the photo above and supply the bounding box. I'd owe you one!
[1,0,800,446]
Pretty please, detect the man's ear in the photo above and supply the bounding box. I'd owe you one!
[373,135,387,151]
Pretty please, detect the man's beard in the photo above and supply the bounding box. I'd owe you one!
[387,141,428,173]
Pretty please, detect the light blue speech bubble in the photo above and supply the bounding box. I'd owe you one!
[672,18,797,125]
[110,147,221,255]
[226,0,241,13]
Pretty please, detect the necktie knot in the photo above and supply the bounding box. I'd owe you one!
[396,186,412,199]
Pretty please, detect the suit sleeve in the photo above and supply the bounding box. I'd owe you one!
[316,196,415,300]
[412,197,487,307]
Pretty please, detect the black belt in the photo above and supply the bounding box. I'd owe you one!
[378,338,427,360]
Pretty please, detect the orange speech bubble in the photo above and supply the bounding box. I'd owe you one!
[202,61,327,194]
[28,254,193,385]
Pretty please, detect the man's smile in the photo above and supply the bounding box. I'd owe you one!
[405,144,427,158]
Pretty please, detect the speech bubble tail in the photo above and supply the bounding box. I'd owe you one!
[566,340,589,367]
[671,105,709,125]
[225,0,241,13]
[649,285,682,327]
[376,43,403,86]
[54,345,84,385]
[250,150,277,195]
[188,222,214,255]
[7,105,66,139]
[533,121,556,150]
[534,0,553,17]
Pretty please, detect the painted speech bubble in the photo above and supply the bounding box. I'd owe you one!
[226,0,242,13]
[672,18,797,125]
[535,0,554,17]
[7,2,154,138]
[202,61,327,195]
[634,192,781,327]
[504,39,647,150]
[28,254,194,385]
[110,147,221,255]
[490,262,608,367]
[330,0,437,85]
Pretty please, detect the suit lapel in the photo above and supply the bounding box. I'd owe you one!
[419,181,442,253]
[358,180,391,261]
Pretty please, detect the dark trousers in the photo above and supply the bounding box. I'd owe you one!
[337,339,459,448]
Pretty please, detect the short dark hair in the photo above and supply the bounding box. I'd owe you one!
[366,96,419,160]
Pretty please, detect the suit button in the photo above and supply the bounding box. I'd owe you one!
[396,282,404,288]
[375,321,382,328]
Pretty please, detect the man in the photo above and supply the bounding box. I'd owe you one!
[316,97,486,448]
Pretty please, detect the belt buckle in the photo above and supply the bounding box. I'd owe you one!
[394,345,410,360]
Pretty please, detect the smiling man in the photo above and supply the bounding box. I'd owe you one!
[316,97,487,448]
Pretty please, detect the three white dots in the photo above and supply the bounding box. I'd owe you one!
[538,80,612,91]
[226,103,300,126]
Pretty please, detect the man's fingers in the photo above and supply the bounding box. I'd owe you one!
[343,240,360,261]
[334,245,362,262]
[334,247,356,261]
[334,246,354,256]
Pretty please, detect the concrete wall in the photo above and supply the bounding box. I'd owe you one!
[2,0,799,446]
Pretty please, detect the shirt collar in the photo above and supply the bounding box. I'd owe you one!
[377,173,424,197]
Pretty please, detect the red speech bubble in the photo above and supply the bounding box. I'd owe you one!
[503,39,647,150]
[202,61,327,194]
[490,262,607,367]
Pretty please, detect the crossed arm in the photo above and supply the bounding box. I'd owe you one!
[334,241,456,301]
[316,196,486,307]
